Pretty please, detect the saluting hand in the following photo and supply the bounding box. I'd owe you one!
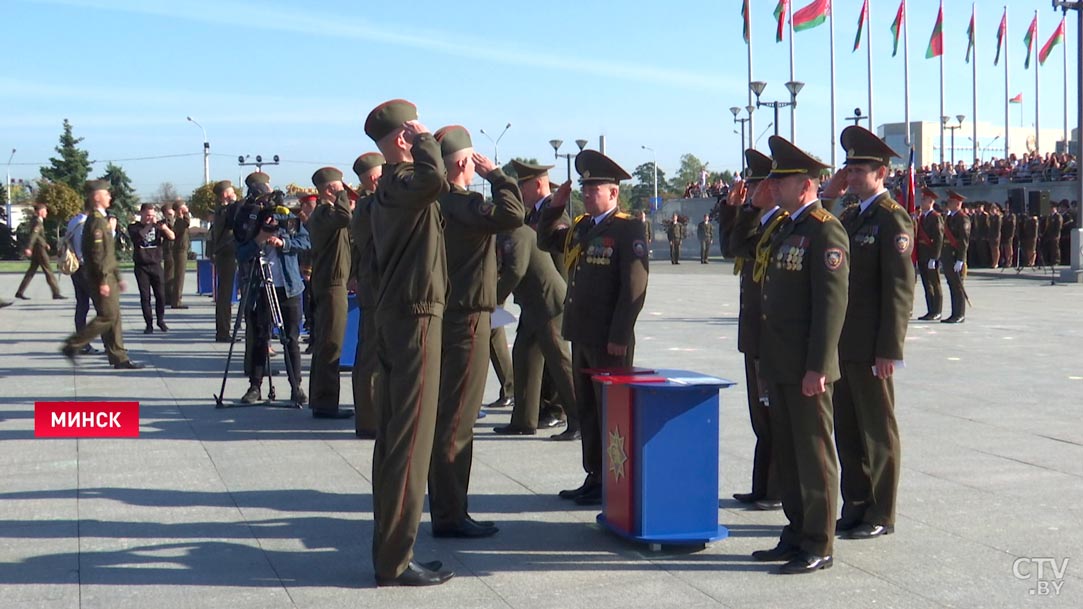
[728,181,747,206]
[401,120,429,143]
[751,182,775,210]
[473,152,496,178]
[552,180,573,209]
[821,167,850,200]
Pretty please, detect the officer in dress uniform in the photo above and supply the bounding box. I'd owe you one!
[666,212,684,264]
[537,150,649,507]
[940,190,970,323]
[211,180,238,342]
[696,214,713,263]
[823,126,914,541]
[350,151,385,438]
[750,136,847,575]
[915,186,944,320]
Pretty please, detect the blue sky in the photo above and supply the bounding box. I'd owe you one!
[4,0,1078,199]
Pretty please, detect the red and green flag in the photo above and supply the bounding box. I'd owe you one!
[853,0,868,51]
[1009,93,1023,104]
[890,0,906,57]
[965,6,975,63]
[994,9,1006,66]
[742,0,751,44]
[1038,18,1066,65]
[926,3,943,59]
[773,0,789,42]
[1023,15,1038,69]
[793,0,830,32]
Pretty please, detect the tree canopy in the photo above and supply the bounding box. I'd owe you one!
[40,119,91,193]
[188,182,217,221]
[99,162,139,227]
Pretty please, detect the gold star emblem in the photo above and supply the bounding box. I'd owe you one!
[607,426,628,482]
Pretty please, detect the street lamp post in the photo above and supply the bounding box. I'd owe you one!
[186,116,210,185]
[549,139,587,182]
[750,80,804,140]
[479,123,512,165]
[641,145,658,212]
[730,106,753,171]
[5,148,14,226]
[1052,0,1083,281]
[943,115,965,166]
[846,107,870,127]
[238,154,280,174]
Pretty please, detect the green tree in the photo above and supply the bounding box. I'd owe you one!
[40,119,91,193]
[32,181,83,250]
[154,182,180,203]
[500,157,540,179]
[99,162,139,227]
[629,162,670,211]
[189,182,216,222]
[0,188,16,259]
[674,153,708,192]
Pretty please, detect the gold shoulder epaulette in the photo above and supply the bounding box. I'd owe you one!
[614,211,632,219]
[878,196,901,212]
[573,213,589,226]
[811,208,832,223]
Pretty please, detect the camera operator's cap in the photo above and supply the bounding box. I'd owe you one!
[364,98,418,143]
[841,125,899,166]
[311,167,344,189]
[352,152,385,178]
[434,125,472,157]
[511,159,555,183]
[575,150,631,185]
[766,135,830,178]
[84,179,110,196]
[245,172,271,189]
[947,189,967,202]
[743,149,772,183]
[920,185,939,199]
[212,180,233,196]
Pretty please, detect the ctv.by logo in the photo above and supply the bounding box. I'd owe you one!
[1012,557,1068,597]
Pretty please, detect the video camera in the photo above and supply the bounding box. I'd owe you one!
[233,189,289,244]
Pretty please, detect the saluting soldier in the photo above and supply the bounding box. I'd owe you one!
[297,193,318,342]
[61,180,144,369]
[170,200,191,308]
[1020,213,1039,267]
[1043,205,1064,267]
[696,213,714,263]
[725,148,785,510]
[999,205,1017,269]
[364,99,453,587]
[822,126,914,541]
[306,167,355,418]
[161,203,175,305]
[210,181,238,342]
[940,190,970,323]
[666,212,684,264]
[518,160,567,278]
[349,152,385,438]
[751,136,847,575]
[915,186,944,320]
[537,150,649,506]
[987,204,1003,269]
[14,204,65,300]
[426,126,524,538]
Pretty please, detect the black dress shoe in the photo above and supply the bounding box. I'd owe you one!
[779,552,833,574]
[484,396,513,409]
[751,542,800,562]
[558,477,596,500]
[312,408,354,419]
[918,313,941,321]
[549,427,581,441]
[844,523,894,539]
[157,321,169,332]
[53,294,68,300]
[493,424,536,436]
[573,485,602,506]
[466,515,495,528]
[144,326,153,334]
[732,492,762,504]
[941,316,965,324]
[114,360,145,370]
[171,304,189,310]
[375,561,454,587]
[0,299,12,308]
[355,429,376,439]
[215,335,232,343]
[61,345,78,363]
[15,294,30,300]
[417,560,442,572]
[79,345,102,355]
[537,413,566,429]
[291,388,307,406]
[432,518,499,538]
[836,517,863,534]
[753,499,783,511]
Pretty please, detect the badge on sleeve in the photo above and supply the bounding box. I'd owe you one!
[894,233,911,253]
[632,240,647,258]
[824,247,844,271]
[478,201,495,216]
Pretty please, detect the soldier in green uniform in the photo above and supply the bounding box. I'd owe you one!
[821,126,914,541]
[666,212,684,264]
[15,204,65,300]
[725,149,784,511]
[751,136,847,575]
[940,191,970,323]
[306,166,354,418]
[61,180,144,369]
[427,125,524,538]
[537,150,649,506]
[364,99,453,587]
[211,181,238,342]
[161,203,175,306]
[915,186,944,320]
[350,152,385,438]
[170,200,191,308]
[696,214,713,263]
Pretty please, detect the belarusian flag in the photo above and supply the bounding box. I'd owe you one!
[1023,15,1038,69]
[1038,18,1066,65]
[774,0,789,42]
[853,0,868,52]
[926,3,943,59]
[965,7,975,63]
[1009,93,1023,104]
[890,0,906,58]
[793,0,830,32]
[994,9,1006,66]
[742,0,751,44]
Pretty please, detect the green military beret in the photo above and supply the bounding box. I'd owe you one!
[575,150,631,185]
[766,135,830,179]
[352,152,385,177]
[511,159,555,183]
[84,179,111,196]
[434,125,472,157]
[743,149,773,183]
[212,180,233,196]
[311,167,344,189]
[364,98,418,143]
[245,172,271,188]
[841,125,899,166]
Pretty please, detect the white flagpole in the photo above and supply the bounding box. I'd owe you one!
[789,0,797,141]
[972,3,979,165]
[830,0,837,169]
[867,0,874,129]
[904,0,911,149]
[1004,7,1011,160]
[1063,17,1069,148]
[1035,10,1041,154]
[939,1,946,165]
[747,2,756,147]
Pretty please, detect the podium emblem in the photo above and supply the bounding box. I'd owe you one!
[608,427,628,482]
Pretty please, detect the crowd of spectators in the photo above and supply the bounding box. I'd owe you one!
[889,152,1078,190]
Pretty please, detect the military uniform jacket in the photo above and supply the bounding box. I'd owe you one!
[1001,213,1017,242]
[173,216,190,254]
[666,221,685,243]
[496,223,566,331]
[25,216,48,257]
[440,170,525,313]
[759,201,849,384]
[837,193,915,363]
[1043,212,1063,246]
[371,133,449,317]
[729,205,783,357]
[526,194,568,280]
[210,202,237,260]
[81,209,122,287]
[941,211,971,264]
[915,209,944,265]
[987,213,1002,243]
[697,221,713,242]
[350,190,378,310]
[309,191,353,290]
[538,207,649,349]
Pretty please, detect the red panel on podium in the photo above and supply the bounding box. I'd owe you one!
[602,384,635,534]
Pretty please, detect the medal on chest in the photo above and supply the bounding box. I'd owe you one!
[774,236,809,271]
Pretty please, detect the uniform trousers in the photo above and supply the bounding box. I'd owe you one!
[63,276,128,365]
[214,255,236,338]
[351,305,379,434]
[510,315,576,430]
[309,284,347,411]
[570,342,633,486]
[742,354,777,500]
[489,325,514,401]
[918,265,942,316]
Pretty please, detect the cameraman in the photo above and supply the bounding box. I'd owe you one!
[235,174,310,405]
[127,203,174,333]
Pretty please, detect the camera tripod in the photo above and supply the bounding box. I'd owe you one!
[214,251,301,408]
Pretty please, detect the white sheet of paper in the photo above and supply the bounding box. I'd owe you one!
[491,307,517,329]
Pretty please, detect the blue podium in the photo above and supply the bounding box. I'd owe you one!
[593,368,735,548]
[197,259,213,295]
[339,294,362,369]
